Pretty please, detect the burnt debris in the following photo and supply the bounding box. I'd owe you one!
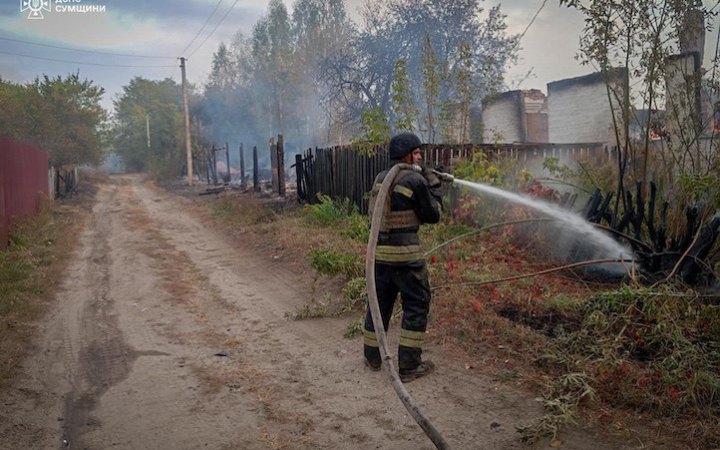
[582,181,720,285]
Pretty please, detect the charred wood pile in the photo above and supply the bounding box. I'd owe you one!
[582,181,720,286]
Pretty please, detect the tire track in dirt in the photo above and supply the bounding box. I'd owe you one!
[61,182,138,447]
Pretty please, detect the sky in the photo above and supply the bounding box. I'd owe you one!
[0,0,710,113]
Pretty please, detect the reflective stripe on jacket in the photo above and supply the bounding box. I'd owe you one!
[368,166,441,264]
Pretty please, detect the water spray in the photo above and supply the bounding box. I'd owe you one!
[451,178,636,274]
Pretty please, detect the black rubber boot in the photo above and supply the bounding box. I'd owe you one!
[365,358,381,371]
[399,360,435,382]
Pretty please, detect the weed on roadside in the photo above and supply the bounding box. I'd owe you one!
[305,194,369,242]
[517,372,596,443]
[0,197,88,385]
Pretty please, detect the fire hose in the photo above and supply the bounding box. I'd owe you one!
[365,163,454,450]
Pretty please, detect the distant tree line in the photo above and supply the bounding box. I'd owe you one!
[110,0,520,177]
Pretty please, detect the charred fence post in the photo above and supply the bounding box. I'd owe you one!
[277,134,286,196]
[225,142,231,183]
[204,147,211,185]
[253,145,260,192]
[295,154,303,203]
[211,145,219,185]
[239,143,245,188]
[269,137,278,193]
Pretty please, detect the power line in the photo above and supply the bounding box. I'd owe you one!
[188,0,239,57]
[0,36,174,59]
[180,0,225,55]
[518,0,549,42]
[0,50,176,68]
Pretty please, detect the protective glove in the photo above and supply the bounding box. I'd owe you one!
[422,165,442,189]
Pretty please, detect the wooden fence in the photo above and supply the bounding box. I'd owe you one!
[295,142,608,214]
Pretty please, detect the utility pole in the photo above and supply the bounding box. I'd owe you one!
[277,134,285,196]
[180,57,193,186]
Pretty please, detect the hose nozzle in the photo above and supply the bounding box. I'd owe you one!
[432,169,455,183]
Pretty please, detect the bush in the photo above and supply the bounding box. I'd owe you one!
[309,248,362,278]
[306,194,347,225]
[305,194,369,242]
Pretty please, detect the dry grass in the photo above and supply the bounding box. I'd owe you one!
[0,172,101,386]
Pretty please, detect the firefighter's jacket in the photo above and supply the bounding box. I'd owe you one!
[368,166,442,265]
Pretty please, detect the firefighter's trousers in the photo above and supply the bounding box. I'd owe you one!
[363,262,431,370]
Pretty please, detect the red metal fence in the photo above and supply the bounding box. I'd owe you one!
[0,136,49,250]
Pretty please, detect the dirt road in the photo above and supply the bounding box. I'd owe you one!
[0,175,633,450]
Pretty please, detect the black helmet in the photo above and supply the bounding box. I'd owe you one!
[389,132,421,160]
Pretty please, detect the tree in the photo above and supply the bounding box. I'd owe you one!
[454,42,475,143]
[351,106,391,155]
[251,0,293,133]
[390,58,418,132]
[0,73,107,166]
[321,0,518,142]
[421,34,441,143]
[113,77,184,176]
[292,0,354,144]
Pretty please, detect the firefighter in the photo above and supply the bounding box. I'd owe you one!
[363,132,442,382]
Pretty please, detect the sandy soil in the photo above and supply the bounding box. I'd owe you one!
[0,174,645,450]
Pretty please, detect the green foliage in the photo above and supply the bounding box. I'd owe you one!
[306,194,369,242]
[341,276,367,312]
[351,107,391,156]
[542,157,573,180]
[309,248,362,278]
[113,77,185,177]
[0,74,107,167]
[542,156,615,193]
[306,194,347,225]
[391,58,418,132]
[453,151,503,185]
[337,0,518,143]
[342,210,369,242]
[0,252,31,314]
[0,200,77,384]
[678,173,720,207]
[454,42,475,144]
[344,316,364,338]
[421,33,441,143]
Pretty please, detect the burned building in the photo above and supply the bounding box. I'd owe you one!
[547,68,628,145]
[481,89,548,143]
